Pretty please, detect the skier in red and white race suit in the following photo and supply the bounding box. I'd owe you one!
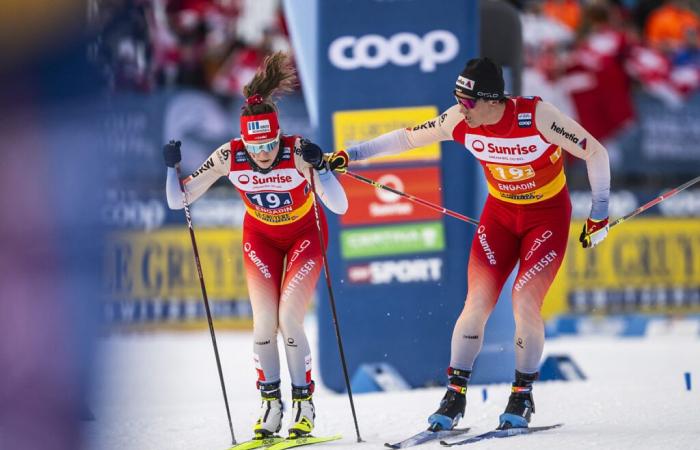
[327,57,610,431]
[164,53,348,440]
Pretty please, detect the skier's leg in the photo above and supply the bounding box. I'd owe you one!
[242,227,286,437]
[429,199,520,430]
[500,190,571,428]
[449,226,520,370]
[278,231,325,436]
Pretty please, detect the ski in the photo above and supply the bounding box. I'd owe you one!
[228,436,285,450]
[266,434,342,450]
[384,428,471,449]
[440,423,563,446]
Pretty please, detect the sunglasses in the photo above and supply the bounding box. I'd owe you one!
[454,94,478,109]
[243,132,280,155]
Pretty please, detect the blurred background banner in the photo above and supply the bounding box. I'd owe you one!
[621,92,700,173]
[545,218,700,317]
[105,228,251,327]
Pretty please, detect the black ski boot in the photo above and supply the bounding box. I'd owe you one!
[498,370,538,429]
[428,367,471,431]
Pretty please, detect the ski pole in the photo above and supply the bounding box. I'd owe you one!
[308,168,363,443]
[610,174,700,229]
[175,161,236,446]
[342,169,480,226]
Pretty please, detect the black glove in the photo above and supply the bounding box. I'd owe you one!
[163,140,181,168]
[300,140,326,170]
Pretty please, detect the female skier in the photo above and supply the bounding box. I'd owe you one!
[164,52,347,439]
[327,57,610,431]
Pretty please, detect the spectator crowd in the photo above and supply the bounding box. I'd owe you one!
[89,0,292,97]
[521,0,700,149]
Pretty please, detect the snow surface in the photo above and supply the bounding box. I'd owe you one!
[86,318,700,450]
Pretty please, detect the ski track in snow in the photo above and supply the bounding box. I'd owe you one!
[86,319,700,450]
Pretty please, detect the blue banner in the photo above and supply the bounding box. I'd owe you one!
[287,0,483,391]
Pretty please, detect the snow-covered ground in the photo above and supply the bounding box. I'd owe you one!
[86,318,700,450]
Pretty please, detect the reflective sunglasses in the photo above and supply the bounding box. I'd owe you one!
[243,132,280,155]
[454,93,478,109]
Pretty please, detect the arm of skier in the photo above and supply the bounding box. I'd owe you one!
[535,101,611,248]
[295,139,348,215]
[327,106,461,170]
[164,142,231,209]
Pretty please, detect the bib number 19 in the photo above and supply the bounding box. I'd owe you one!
[246,191,293,210]
[486,163,535,182]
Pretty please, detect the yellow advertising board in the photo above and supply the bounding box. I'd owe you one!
[542,218,700,318]
[333,106,441,163]
[105,228,248,301]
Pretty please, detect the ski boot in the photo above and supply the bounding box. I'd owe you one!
[253,380,283,438]
[288,381,316,438]
[498,370,538,429]
[428,367,471,431]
